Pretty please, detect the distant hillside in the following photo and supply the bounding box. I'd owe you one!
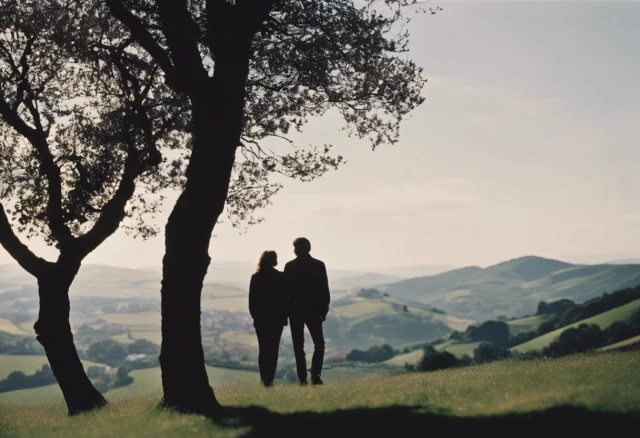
[380,256,640,320]
[325,289,473,350]
[330,273,403,291]
[0,263,411,297]
[510,298,640,353]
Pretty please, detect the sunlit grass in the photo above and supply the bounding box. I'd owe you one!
[1,350,638,437]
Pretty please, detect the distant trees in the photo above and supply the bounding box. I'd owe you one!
[473,342,506,364]
[465,321,510,348]
[543,324,604,357]
[417,346,461,372]
[0,333,44,355]
[537,299,575,317]
[0,364,56,393]
[347,344,395,364]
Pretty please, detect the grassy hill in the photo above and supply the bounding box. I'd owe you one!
[384,313,553,367]
[510,298,640,353]
[327,290,473,350]
[0,351,638,437]
[381,256,640,320]
[0,318,28,336]
[599,334,640,351]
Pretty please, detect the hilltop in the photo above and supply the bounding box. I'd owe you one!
[379,256,640,320]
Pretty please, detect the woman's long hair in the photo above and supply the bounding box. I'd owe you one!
[256,250,277,272]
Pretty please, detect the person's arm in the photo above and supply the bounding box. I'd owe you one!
[278,271,289,325]
[248,274,257,320]
[320,262,330,320]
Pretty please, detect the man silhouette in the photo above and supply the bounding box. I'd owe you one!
[284,237,330,385]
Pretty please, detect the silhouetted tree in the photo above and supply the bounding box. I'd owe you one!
[537,299,575,317]
[465,320,510,348]
[418,345,458,372]
[346,343,395,363]
[0,1,181,414]
[473,342,502,364]
[105,0,428,415]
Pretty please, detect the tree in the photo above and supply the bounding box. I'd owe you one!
[473,342,500,364]
[0,1,181,414]
[465,320,510,348]
[418,345,458,372]
[105,0,427,415]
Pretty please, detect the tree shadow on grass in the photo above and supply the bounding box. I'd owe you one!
[213,405,640,438]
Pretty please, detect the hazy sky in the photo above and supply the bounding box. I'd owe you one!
[2,1,640,272]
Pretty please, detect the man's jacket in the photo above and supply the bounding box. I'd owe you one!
[284,254,330,318]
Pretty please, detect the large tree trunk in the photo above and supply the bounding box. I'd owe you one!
[159,51,250,415]
[34,261,107,416]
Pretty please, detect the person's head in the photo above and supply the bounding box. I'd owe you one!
[293,237,311,256]
[257,250,278,272]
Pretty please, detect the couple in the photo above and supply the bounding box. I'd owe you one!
[248,237,330,387]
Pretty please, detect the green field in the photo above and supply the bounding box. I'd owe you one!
[0,351,638,437]
[506,315,548,335]
[0,364,257,405]
[94,312,161,344]
[0,355,101,381]
[599,334,640,351]
[510,298,640,353]
[0,318,28,336]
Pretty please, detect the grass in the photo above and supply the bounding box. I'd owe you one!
[0,351,638,437]
[511,298,640,353]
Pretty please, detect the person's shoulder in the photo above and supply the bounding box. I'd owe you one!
[284,259,296,270]
[311,257,326,267]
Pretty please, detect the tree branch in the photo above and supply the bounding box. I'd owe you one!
[0,202,50,277]
[105,0,184,90]
[236,0,278,40]
[155,0,209,91]
[0,91,73,248]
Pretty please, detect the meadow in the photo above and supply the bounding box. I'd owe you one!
[0,350,638,437]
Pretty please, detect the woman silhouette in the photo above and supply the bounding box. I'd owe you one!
[249,250,288,386]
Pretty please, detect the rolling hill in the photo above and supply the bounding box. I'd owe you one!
[379,256,640,320]
[510,297,640,353]
[325,289,473,350]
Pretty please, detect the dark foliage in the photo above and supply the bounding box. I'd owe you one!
[542,310,640,358]
[346,344,395,364]
[473,342,506,364]
[465,320,510,348]
[536,299,575,317]
[0,332,44,355]
[417,345,458,372]
[0,364,55,393]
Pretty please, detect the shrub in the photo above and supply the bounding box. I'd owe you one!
[417,346,458,372]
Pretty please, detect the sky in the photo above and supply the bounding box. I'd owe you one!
[2,1,640,272]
